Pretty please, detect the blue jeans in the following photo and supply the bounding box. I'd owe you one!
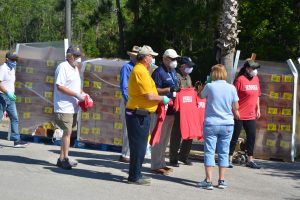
[126,112,150,182]
[204,125,233,167]
[0,93,20,141]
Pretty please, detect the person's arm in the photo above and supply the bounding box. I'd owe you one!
[256,97,260,119]
[120,64,131,102]
[232,101,240,120]
[0,82,8,93]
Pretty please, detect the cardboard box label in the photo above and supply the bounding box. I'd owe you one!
[267,123,277,131]
[23,112,31,119]
[281,108,292,116]
[44,91,53,99]
[283,75,293,82]
[115,107,121,114]
[45,76,54,84]
[114,137,122,145]
[92,113,101,120]
[94,65,103,72]
[280,141,290,149]
[83,80,90,88]
[266,139,276,147]
[25,82,33,88]
[268,107,278,115]
[85,63,92,71]
[92,128,100,135]
[280,124,291,132]
[114,122,123,129]
[82,113,90,120]
[93,81,102,89]
[282,92,293,100]
[114,91,122,99]
[21,128,29,134]
[269,91,279,99]
[81,127,89,134]
[15,81,22,88]
[44,107,53,114]
[24,97,32,103]
[271,74,281,82]
[26,67,33,74]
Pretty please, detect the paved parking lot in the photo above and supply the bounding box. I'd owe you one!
[0,139,299,200]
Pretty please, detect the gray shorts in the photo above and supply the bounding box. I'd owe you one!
[54,113,77,133]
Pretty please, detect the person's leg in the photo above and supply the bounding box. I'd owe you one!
[169,113,181,164]
[229,120,243,160]
[203,125,217,182]
[151,115,174,170]
[0,94,6,122]
[6,99,21,142]
[243,120,257,161]
[120,100,130,159]
[178,139,193,164]
[217,125,234,181]
[126,113,150,182]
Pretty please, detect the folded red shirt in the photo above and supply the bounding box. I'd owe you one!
[78,94,94,112]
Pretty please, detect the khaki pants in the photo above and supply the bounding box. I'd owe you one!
[151,115,175,170]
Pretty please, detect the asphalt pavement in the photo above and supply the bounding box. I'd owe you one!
[0,139,299,200]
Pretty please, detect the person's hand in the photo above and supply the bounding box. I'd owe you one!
[234,110,240,120]
[6,91,16,101]
[170,86,181,93]
[75,93,85,102]
[256,109,261,119]
[194,81,203,93]
[161,96,170,105]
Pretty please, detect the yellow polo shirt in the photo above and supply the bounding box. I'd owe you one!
[126,62,158,112]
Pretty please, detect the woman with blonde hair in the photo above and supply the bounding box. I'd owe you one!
[198,64,239,190]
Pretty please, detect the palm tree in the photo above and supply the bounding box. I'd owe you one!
[216,0,239,83]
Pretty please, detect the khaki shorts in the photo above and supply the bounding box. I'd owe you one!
[54,113,77,133]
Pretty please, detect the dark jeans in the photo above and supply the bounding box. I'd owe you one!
[229,119,256,156]
[169,112,193,162]
[126,112,150,182]
[0,93,20,141]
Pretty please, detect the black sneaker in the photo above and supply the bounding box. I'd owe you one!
[57,158,72,169]
[169,160,179,167]
[65,157,78,167]
[14,140,29,148]
[246,161,261,169]
[179,159,193,166]
[228,161,234,168]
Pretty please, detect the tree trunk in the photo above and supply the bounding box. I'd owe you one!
[216,0,239,83]
[116,0,125,57]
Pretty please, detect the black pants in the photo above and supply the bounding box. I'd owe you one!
[229,119,256,156]
[169,112,193,162]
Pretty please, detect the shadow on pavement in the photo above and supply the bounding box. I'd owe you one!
[0,155,53,166]
[48,149,198,186]
[43,167,125,183]
[260,161,300,185]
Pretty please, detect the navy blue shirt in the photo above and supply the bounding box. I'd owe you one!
[151,64,178,99]
[152,64,178,115]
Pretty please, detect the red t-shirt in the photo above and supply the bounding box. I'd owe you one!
[234,75,261,120]
[150,100,173,146]
[173,88,205,140]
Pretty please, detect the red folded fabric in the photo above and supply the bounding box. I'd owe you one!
[78,94,94,112]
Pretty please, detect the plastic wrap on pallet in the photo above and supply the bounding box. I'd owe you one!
[15,41,65,136]
[78,59,127,146]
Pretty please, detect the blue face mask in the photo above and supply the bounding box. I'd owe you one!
[6,60,17,70]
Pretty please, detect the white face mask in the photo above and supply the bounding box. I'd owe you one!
[73,57,82,66]
[184,67,193,74]
[250,69,258,77]
[170,60,177,69]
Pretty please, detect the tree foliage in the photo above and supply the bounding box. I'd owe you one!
[0,0,299,82]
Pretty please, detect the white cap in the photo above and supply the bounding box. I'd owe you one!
[163,49,180,59]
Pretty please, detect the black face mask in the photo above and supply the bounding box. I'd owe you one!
[244,70,253,80]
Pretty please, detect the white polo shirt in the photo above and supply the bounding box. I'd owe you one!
[54,61,81,113]
[0,63,16,93]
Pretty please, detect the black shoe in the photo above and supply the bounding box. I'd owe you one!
[119,155,130,163]
[57,158,77,168]
[57,158,73,169]
[14,140,29,148]
[246,161,261,169]
[169,160,179,167]
[228,161,234,168]
[179,159,193,166]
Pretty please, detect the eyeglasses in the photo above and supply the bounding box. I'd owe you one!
[168,57,177,61]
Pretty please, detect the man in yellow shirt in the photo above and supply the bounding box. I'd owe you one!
[126,45,170,185]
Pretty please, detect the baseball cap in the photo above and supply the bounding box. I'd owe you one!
[6,51,19,60]
[244,60,260,69]
[138,45,158,56]
[127,45,141,57]
[163,49,180,59]
[66,45,83,56]
[180,56,195,67]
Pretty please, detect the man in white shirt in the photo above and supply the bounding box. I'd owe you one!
[54,45,85,169]
[0,51,28,148]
